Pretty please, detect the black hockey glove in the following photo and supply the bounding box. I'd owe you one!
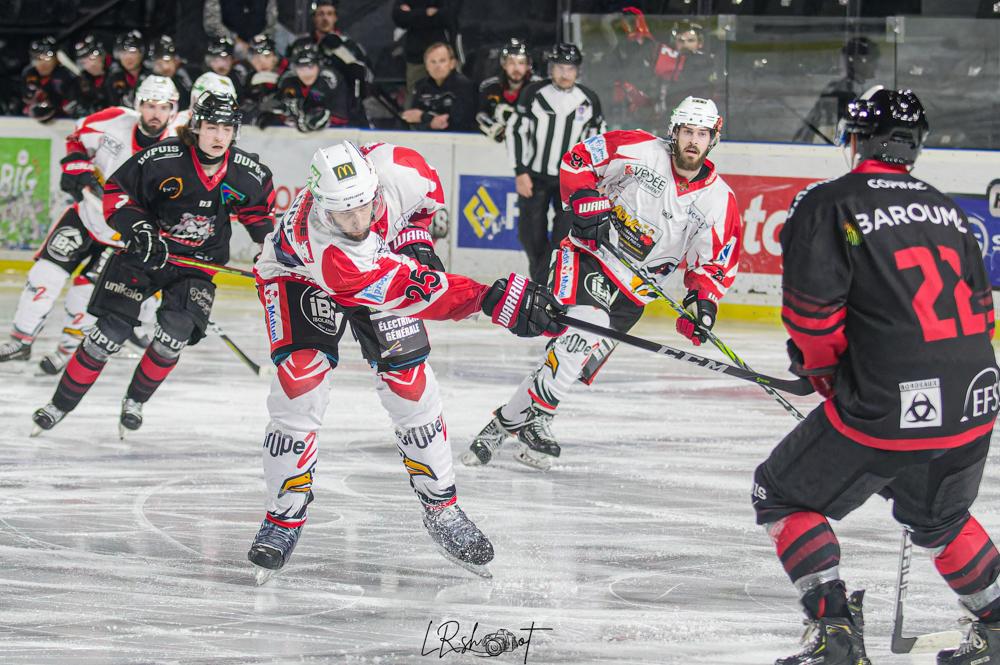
[786,339,835,398]
[397,242,445,272]
[568,189,613,251]
[296,107,331,133]
[481,273,567,338]
[59,152,101,202]
[125,220,169,271]
[675,289,718,346]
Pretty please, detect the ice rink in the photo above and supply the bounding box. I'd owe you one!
[0,278,994,664]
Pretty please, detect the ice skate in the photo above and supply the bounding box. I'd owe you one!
[776,590,870,665]
[937,617,1000,665]
[247,517,303,585]
[31,403,66,436]
[39,347,73,376]
[422,503,494,578]
[461,409,510,466]
[119,398,143,439]
[512,405,560,471]
[0,339,30,363]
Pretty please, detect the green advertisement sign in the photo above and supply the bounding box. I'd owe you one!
[0,137,51,249]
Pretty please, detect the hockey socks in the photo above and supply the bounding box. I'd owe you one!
[935,516,1000,619]
[126,346,180,403]
[767,512,843,613]
[53,344,108,413]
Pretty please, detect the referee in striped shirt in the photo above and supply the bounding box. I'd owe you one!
[507,43,606,283]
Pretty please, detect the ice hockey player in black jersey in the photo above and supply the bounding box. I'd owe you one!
[753,87,1000,665]
[476,37,540,142]
[32,91,276,438]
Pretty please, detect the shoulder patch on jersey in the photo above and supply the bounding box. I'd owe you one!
[220,182,247,205]
[137,143,181,165]
[583,135,608,164]
[355,266,399,305]
[716,237,736,263]
[233,151,267,185]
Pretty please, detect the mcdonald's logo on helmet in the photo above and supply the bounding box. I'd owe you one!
[333,162,357,180]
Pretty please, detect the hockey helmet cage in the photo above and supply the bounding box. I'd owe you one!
[30,36,57,59]
[499,37,531,67]
[307,141,380,213]
[250,34,276,56]
[135,75,180,115]
[73,34,105,60]
[206,35,235,59]
[837,86,928,166]
[114,30,144,53]
[151,35,178,61]
[190,72,237,105]
[191,91,242,138]
[668,96,722,151]
[546,42,582,67]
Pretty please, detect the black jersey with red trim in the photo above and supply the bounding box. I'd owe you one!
[781,160,997,452]
[103,137,276,264]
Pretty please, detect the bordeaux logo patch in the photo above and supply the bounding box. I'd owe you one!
[159,176,183,199]
[333,162,357,180]
[899,378,942,428]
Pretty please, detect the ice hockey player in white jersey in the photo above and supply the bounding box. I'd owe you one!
[0,76,176,373]
[249,140,565,582]
[464,96,743,470]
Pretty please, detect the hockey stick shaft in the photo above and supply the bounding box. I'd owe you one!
[600,242,805,420]
[169,256,256,279]
[207,321,266,377]
[890,528,963,654]
[557,314,814,395]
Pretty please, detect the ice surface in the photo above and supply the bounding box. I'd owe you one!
[0,279,992,664]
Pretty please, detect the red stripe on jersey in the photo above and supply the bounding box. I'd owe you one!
[783,288,845,317]
[189,148,230,191]
[824,401,996,451]
[781,305,846,331]
[266,514,306,528]
[769,512,828,557]
[936,517,991,576]
[852,160,909,174]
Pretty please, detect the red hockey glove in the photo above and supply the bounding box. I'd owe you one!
[481,273,567,338]
[676,289,718,346]
[786,339,836,398]
[568,189,613,251]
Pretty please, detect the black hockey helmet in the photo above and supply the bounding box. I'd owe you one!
[206,35,235,59]
[838,86,928,166]
[291,42,321,67]
[249,33,276,56]
[29,36,57,59]
[150,35,178,61]
[191,90,242,134]
[546,42,582,67]
[499,37,531,67]
[114,29,144,53]
[311,0,338,12]
[73,34,105,60]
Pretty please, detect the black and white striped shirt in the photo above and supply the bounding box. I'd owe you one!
[507,79,606,178]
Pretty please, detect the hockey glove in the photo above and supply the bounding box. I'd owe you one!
[482,273,567,338]
[568,189,613,251]
[786,339,835,398]
[125,220,169,271]
[59,152,101,202]
[676,289,718,346]
[397,242,445,272]
[296,107,331,133]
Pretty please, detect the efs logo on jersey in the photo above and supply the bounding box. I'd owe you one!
[165,213,216,246]
[961,368,1000,422]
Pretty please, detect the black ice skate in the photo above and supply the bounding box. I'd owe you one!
[422,503,494,578]
[777,590,871,665]
[247,517,303,586]
[31,402,66,436]
[119,397,143,439]
[937,617,1000,665]
[0,339,30,363]
[461,408,511,466]
[512,405,560,471]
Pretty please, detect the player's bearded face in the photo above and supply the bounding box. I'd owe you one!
[673,125,711,171]
[503,57,529,84]
[323,201,373,240]
[138,101,173,135]
[197,122,235,158]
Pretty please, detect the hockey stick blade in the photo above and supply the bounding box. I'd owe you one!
[892,630,962,654]
[891,530,964,654]
[556,314,814,395]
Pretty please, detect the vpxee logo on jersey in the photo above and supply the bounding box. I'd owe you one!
[457,175,521,250]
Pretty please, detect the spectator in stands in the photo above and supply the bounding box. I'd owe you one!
[277,41,350,131]
[72,34,109,117]
[150,36,194,108]
[401,41,475,132]
[794,36,880,144]
[241,33,287,127]
[204,0,278,59]
[105,30,151,108]
[655,21,718,114]
[289,0,373,125]
[22,36,78,122]
[477,37,539,142]
[205,35,252,95]
[392,0,461,103]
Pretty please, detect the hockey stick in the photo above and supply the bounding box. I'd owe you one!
[891,529,963,654]
[556,314,814,395]
[168,256,255,279]
[207,321,272,378]
[599,242,806,419]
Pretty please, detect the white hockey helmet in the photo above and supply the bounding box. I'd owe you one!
[307,141,381,237]
[190,72,237,109]
[135,75,180,114]
[668,96,722,151]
